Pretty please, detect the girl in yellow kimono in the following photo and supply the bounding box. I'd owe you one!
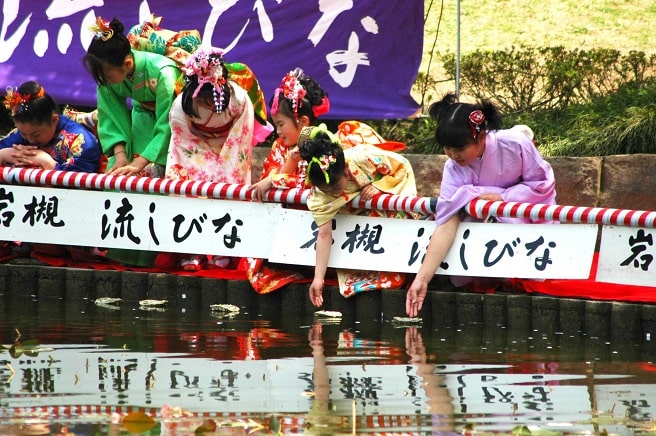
[299,125,418,304]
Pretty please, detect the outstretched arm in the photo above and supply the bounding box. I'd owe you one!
[406,214,459,317]
[309,220,333,307]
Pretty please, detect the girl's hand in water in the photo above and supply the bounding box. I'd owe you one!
[405,275,428,317]
[309,278,324,307]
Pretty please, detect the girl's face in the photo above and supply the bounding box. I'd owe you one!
[15,114,58,147]
[316,169,349,197]
[100,55,134,85]
[272,113,309,147]
[443,135,486,167]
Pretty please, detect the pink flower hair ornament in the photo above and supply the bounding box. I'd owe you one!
[183,47,228,113]
[270,69,307,117]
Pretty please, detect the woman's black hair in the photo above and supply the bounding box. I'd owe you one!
[83,17,131,86]
[180,56,232,118]
[11,81,57,125]
[270,68,328,124]
[428,92,503,149]
[299,131,345,187]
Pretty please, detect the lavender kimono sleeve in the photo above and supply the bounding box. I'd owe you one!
[433,171,501,226]
[500,141,556,205]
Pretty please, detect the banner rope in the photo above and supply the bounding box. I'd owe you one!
[0,167,435,216]
[4,167,655,227]
[466,199,656,228]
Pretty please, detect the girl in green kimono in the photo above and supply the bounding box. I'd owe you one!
[84,16,183,177]
[83,16,184,266]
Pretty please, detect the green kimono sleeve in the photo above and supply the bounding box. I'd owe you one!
[97,85,132,157]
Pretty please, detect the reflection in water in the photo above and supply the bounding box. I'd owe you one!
[0,297,655,434]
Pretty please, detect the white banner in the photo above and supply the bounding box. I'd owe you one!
[0,184,281,258]
[597,226,656,286]
[0,185,599,279]
[270,209,597,279]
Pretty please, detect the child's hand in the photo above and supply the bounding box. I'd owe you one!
[405,276,428,317]
[107,152,129,173]
[10,144,39,166]
[249,177,273,202]
[28,150,57,170]
[108,156,147,176]
[477,193,503,201]
[287,146,300,163]
[360,184,381,202]
[309,278,324,307]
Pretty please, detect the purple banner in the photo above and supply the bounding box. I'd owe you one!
[0,1,423,119]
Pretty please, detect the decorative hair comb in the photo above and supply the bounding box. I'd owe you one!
[468,109,485,139]
[88,16,114,41]
[307,154,337,185]
[4,86,45,116]
[183,47,228,113]
[270,69,307,117]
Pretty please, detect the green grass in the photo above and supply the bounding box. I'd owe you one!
[417,0,656,157]
[422,0,656,96]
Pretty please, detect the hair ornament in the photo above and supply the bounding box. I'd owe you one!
[4,86,45,116]
[89,16,114,41]
[307,154,336,185]
[468,109,485,139]
[270,69,306,117]
[312,96,330,118]
[298,123,340,151]
[183,47,228,113]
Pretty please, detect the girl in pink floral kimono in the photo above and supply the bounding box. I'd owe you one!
[405,93,556,317]
[165,47,271,271]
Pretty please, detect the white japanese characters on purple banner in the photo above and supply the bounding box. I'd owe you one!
[0,0,423,119]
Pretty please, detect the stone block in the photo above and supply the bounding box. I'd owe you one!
[549,156,600,207]
[147,273,175,301]
[200,278,227,305]
[94,270,121,299]
[38,267,66,299]
[599,154,656,210]
[354,291,382,322]
[429,291,456,328]
[456,292,483,326]
[531,296,559,336]
[482,293,507,328]
[65,268,96,301]
[7,265,39,298]
[174,275,202,310]
[381,289,409,321]
[280,283,308,315]
[558,298,585,335]
[226,279,257,312]
[121,271,149,302]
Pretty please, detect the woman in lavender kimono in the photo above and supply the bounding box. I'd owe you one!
[405,93,556,317]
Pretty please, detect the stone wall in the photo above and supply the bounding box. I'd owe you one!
[254,148,656,211]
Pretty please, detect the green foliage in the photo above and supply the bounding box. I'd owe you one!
[361,116,439,155]
[425,47,656,156]
[502,79,656,156]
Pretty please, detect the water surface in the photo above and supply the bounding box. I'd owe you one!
[0,295,654,435]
